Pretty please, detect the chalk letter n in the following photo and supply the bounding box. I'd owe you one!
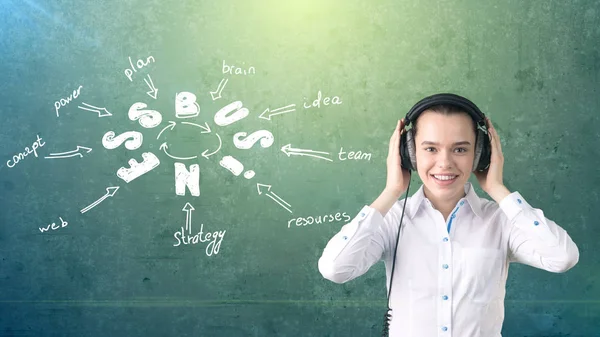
[174,163,200,196]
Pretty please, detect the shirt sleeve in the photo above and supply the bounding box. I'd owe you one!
[500,191,579,273]
[318,204,395,284]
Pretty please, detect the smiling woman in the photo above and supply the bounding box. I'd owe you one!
[318,93,579,337]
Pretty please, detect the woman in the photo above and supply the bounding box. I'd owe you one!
[318,94,579,337]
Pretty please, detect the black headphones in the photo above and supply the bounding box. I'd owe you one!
[381,93,491,336]
[399,93,492,172]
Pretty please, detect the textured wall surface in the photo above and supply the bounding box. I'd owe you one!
[0,0,598,336]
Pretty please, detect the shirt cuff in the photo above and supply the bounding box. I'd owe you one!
[338,205,383,240]
[353,205,383,229]
[499,191,527,222]
[499,191,560,245]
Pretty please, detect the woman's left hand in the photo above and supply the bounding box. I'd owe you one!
[474,117,505,195]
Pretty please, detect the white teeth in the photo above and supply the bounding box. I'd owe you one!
[433,175,457,181]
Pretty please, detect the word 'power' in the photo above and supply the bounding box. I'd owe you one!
[54,85,83,117]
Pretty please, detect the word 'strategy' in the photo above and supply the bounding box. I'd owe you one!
[39,216,68,232]
[6,134,45,168]
[173,202,226,256]
[173,224,226,257]
[288,212,352,228]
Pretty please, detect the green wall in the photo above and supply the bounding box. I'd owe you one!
[1,0,598,335]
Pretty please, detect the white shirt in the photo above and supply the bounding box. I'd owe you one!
[318,182,579,337]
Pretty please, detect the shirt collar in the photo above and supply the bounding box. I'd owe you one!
[407,182,483,219]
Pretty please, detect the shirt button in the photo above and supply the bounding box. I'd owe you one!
[442,326,448,331]
[534,221,539,226]
[517,198,522,204]
[442,264,449,269]
[460,200,465,206]
[360,212,365,217]
[343,236,348,240]
[443,237,449,242]
[442,295,448,300]
[451,214,456,219]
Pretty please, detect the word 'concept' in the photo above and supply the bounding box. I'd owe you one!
[303,91,342,109]
[6,134,45,168]
[287,212,351,228]
[222,60,255,75]
[54,85,83,117]
[125,55,155,82]
[173,223,226,256]
[39,216,68,232]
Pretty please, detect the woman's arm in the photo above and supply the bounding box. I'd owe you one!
[318,190,405,283]
[500,191,580,272]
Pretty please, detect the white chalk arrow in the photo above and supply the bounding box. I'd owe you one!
[181,121,211,134]
[256,183,292,213]
[77,102,112,117]
[210,78,228,100]
[144,74,158,99]
[182,202,195,234]
[80,186,119,214]
[159,142,197,160]
[157,121,176,140]
[259,104,296,120]
[201,133,222,159]
[44,146,92,159]
[281,144,332,162]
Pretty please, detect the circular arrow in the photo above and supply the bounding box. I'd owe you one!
[201,133,222,159]
[156,121,215,160]
[159,142,198,160]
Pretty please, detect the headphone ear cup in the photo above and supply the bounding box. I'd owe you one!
[475,130,492,171]
[472,129,484,172]
[399,130,413,171]
[405,129,418,171]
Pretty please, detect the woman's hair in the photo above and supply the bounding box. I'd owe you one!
[412,104,477,138]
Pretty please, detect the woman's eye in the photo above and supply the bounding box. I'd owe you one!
[424,147,467,152]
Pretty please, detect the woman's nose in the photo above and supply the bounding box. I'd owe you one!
[437,151,453,168]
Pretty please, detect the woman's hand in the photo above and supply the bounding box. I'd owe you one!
[384,118,411,197]
[474,117,506,196]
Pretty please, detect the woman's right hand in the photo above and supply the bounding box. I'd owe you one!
[385,118,411,197]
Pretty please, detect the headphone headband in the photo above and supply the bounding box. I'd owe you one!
[404,93,486,128]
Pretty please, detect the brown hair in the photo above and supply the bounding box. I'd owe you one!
[412,104,477,138]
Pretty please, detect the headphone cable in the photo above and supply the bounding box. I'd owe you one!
[381,171,411,337]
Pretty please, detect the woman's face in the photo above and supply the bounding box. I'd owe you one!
[414,110,476,202]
